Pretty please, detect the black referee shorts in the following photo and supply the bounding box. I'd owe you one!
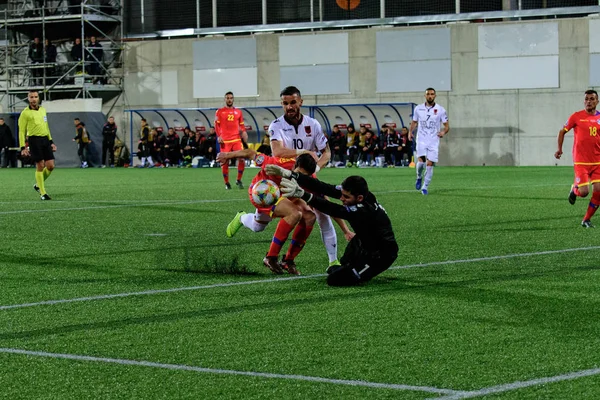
[28,136,54,162]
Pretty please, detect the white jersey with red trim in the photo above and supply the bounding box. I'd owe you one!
[268,114,328,152]
[412,103,448,143]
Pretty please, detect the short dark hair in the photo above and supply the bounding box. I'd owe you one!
[425,87,436,93]
[585,89,598,98]
[225,91,234,97]
[0,117,5,121]
[294,153,317,175]
[74,118,80,121]
[141,118,147,122]
[342,176,369,197]
[280,86,301,97]
[28,89,39,94]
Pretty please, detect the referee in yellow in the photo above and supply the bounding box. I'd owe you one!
[19,89,57,200]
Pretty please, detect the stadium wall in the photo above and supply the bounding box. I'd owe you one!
[120,17,598,166]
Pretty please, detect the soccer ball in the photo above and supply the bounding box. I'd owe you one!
[251,179,281,208]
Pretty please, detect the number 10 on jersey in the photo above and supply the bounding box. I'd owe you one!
[293,138,304,149]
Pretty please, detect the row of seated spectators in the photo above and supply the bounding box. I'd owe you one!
[138,127,218,168]
[328,123,414,167]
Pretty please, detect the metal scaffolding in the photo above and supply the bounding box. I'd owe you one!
[0,0,124,112]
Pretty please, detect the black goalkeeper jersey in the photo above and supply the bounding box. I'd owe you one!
[295,174,397,253]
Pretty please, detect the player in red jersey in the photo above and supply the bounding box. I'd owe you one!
[215,91,248,190]
[555,89,600,228]
[217,149,317,275]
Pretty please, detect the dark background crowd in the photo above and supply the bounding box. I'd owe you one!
[328,123,414,168]
[137,126,219,168]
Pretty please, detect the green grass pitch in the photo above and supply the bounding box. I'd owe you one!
[1,165,600,399]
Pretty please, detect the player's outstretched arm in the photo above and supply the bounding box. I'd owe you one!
[281,178,355,221]
[292,172,342,199]
[409,121,417,141]
[216,148,256,165]
[265,164,292,179]
[438,121,450,138]
[555,128,568,159]
[333,217,355,241]
[316,144,331,170]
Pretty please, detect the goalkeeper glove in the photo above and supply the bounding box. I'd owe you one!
[280,177,306,199]
[265,164,292,178]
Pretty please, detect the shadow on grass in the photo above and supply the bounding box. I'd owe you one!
[165,254,260,276]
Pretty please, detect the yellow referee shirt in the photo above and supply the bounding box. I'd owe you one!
[18,105,52,148]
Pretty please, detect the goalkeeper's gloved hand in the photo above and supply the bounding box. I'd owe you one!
[265,164,292,178]
[280,177,305,198]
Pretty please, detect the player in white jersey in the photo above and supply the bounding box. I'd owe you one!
[269,86,353,271]
[409,87,449,195]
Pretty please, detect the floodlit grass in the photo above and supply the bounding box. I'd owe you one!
[1,165,599,399]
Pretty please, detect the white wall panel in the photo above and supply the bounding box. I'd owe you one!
[193,68,257,98]
[376,28,451,62]
[377,60,451,93]
[591,54,600,86]
[479,56,558,90]
[479,22,558,58]
[279,33,348,66]
[193,38,257,69]
[280,64,349,95]
[590,19,600,54]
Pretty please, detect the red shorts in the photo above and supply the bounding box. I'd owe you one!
[220,140,243,153]
[574,164,600,187]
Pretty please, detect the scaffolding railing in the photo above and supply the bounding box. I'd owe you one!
[0,0,124,111]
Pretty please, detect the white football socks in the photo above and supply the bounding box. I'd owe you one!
[423,165,434,189]
[241,213,267,232]
[315,210,338,263]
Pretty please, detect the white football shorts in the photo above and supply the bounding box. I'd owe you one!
[416,139,439,163]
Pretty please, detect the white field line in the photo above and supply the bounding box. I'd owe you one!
[375,183,565,195]
[1,245,599,312]
[431,367,600,399]
[0,348,465,395]
[0,199,245,215]
[0,182,567,207]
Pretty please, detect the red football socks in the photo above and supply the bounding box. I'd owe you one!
[221,164,229,184]
[583,191,600,221]
[285,222,314,261]
[237,159,245,181]
[267,219,295,257]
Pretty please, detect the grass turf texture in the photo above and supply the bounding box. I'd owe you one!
[1,166,599,399]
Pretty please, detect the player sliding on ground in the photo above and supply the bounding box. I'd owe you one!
[217,149,317,275]
[266,165,398,286]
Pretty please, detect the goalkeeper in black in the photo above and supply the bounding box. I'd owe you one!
[266,164,398,286]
